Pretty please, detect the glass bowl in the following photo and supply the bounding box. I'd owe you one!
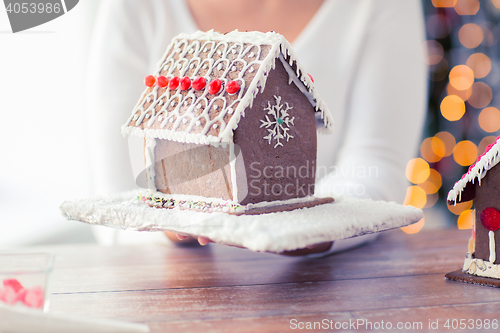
[0,253,54,312]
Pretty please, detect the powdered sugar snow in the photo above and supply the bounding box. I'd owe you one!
[60,191,422,253]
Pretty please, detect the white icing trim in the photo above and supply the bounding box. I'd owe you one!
[122,125,230,145]
[448,137,500,203]
[233,145,248,203]
[463,254,500,279]
[122,30,333,144]
[278,54,316,109]
[490,231,496,263]
[145,137,157,191]
[260,95,295,148]
[229,142,238,202]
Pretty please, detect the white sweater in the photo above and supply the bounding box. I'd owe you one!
[86,0,427,245]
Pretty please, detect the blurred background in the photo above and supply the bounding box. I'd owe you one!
[402,0,500,234]
[0,0,497,246]
[0,1,100,246]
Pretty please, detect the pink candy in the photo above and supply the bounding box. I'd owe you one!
[24,286,44,308]
[0,278,44,308]
[4,278,23,292]
[0,286,18,304]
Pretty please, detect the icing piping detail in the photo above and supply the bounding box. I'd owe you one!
[122,30,333,145]
[447,136,500,204]
[260,95,294,148]
[490,230,496,263]
[463,254,500,279]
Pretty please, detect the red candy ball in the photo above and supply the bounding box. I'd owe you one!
[168,76,180,89]
[307,73,314,83]
[144,75,156,87]
[157,76,169,88]
[225,80,240,94]
[480,207,500,231]
[208,79,222,94]
[180,76,191,90]
[192,77,207,90]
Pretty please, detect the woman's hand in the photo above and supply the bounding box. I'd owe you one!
[164,231,212,246]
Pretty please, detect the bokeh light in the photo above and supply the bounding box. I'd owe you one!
[420,137,446,162]
[447,82,472,101]
[422,40,444,65]
[478,136,497,153]
[404,3,498,231]
[449,65,475,90]
[466,53,491,78]
[468,82,492,108]
[432,0,457,7]
[406,158,431,184]
[431,137,446,158]
[453,140,478,166]
[458,23,483,48]
[418,168,443,194]
[478,107,500,132]
[401,217,425,234]
[403,186,427,209]
[435,131,456,156]
[458,209,474,229]
[426,15,451,39]
[448,200,473,215]
[454,0,480,15]
[440,95,466,121]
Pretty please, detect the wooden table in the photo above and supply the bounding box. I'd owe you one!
[39,229,500,332]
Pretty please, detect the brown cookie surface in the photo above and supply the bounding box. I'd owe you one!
[445,269,500,288]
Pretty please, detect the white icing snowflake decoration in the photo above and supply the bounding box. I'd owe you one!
[260,95,294,148]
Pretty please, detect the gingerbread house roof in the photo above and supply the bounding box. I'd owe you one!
[448,136,500,204]
[121,30,333,145]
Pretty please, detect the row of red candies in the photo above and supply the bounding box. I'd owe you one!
[144,75,240,95]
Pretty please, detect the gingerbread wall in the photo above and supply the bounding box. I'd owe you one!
[474,164,500,264]
[233,58,317,205]
[153,139,234,200]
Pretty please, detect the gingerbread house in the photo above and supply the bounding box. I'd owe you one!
[447,136,500,283]
[122,30,333,211]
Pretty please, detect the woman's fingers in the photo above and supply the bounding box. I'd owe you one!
[197,236,212,246]
[164,231,197,244]
[165,231,213,246]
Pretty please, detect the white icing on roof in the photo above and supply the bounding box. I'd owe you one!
[447,136,500,203]
[122,30,333,145]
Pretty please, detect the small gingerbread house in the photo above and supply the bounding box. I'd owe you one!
[447,136,500,280]
[122,30,333,207]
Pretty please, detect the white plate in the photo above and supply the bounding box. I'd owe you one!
[0,303,149,333]
[60,191,422,253]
